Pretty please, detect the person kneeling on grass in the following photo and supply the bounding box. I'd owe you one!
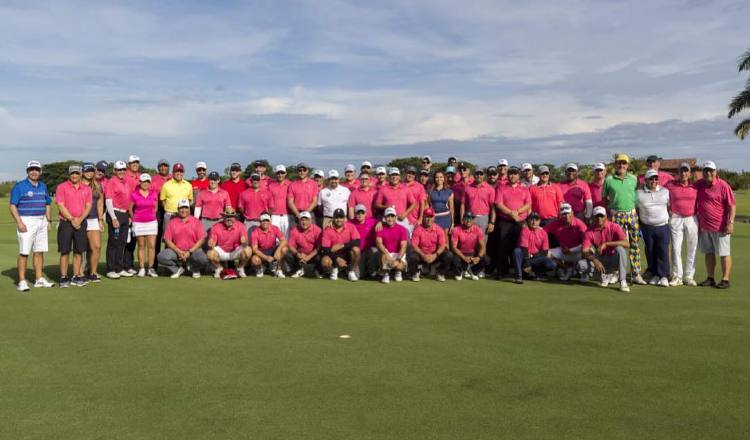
[513,212,556,284]
[158,199,209,278]
[407,208,452,282]
[320,208,361,281]
[451,211,490,281]
[577,206,630,293]
[543,203,587,281]
[284,211,323,278]
[376,207,409,283]
[207,207,252,279]
[250,212,287,278]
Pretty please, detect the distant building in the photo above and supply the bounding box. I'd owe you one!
[661,158,701,179]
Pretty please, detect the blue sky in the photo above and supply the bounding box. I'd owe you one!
[1,0,748,179]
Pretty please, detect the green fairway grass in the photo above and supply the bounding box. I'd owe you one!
[1,200,749,439]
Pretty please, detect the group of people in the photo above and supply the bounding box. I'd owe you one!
[9,153,736,293]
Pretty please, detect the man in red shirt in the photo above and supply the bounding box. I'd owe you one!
[486,166,499,189]
[191,161,210,201]
[238,174,274,233]
[407,208,452,282]
[220,162,248,209]
[529,165,563,226]
[558,163,593,221]
[125,155,141,189]
[493,166,531,278]
[320,208,361,281]
[158,199,208,279]
[269,164,291,238]
[451,212,489,280]
[404,166,426,229]
[284,211,322,278]
[577,206,630,292]
[665,162,698,286]
[206,207,251,278]
[544,203,588,281]
[249,212,287,278]
[512,212,555,284]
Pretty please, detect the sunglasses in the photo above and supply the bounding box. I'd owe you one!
[298,168,308,172]
[196,168,206,172]
[540,172,550,176]
[616,161,628,166]
[595,214,606,218]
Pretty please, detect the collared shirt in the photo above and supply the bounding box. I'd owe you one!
[638,170,674,187]
[405,181,427,224]
[529,183,564,219]
[130,189,158,223]
[10,178,51,216]
[411,223,446,255]
[558,179,592,214]
[602,173,638,212]
[124,170,140,190]
[288,224,322,255]
[321,222,360,247]
[164,216,206,251]
[518,226,549,255]
[195,188,231,219]
[288,178,319,212]
[665,180,697,217]
[341,179,360,191]
[637,186,670,226]
[695,178,736,232]
[191,178,210,191]
[376,223,408,253]
[463,182,495,216]
[544,217,587,249]
[210,221,248,251]
[352,217,378,249]
[150,173,171,195]
[375,184,416,218]
[160,179,193,213]
[583,221,626,256]
[237,188,274,221]
[589,179,606,208]
[251,225,284,250]
[318,185,351,217]
[220,178,248,209]
[105,176,133,210]
[348,187,377,218]
[495,183,531,221]
[451,181,467,207]
[245,175,271,190]
[451,224,484,255]
[55,180,92,220]
[268,180,290,215]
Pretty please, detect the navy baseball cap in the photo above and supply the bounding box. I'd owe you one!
[333,208,346,218]
[208,171,221,181]
[96,161,108,172]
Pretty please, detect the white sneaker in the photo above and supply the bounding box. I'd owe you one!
[633,274,647,285]
[394,271,403,282]
[147,268,158,278]
[467,268,479,281]
[238,268,247,278]
[600,276,610,288]
[119,270,133,278]
[609,273,620,284]
[106,271,121,279]
[669,276,683,286]
[411,272,421,282]
[684,277,697,286]
[436,274,446,282]
[291,268,304,278]
[137,268,146,278]
[275,270,285,279]
[34,277,55,288]
[214,267,222,278]
[256,269,264,278]
[620,281,630,293]
[454,273,463,281]
[381,272,390,284]
[17,280,30,292]
[477,270,486,279]
[649,275,659,285]
[348,270,358,282]
[658,277,669,287]
[192,271,201,279]
[127,268,137,275]
[330,268,338,281]
[170,267,185,279]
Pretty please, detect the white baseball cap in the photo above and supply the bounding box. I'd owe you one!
[354,204,367,213]
[702,160,717,170]
[274,164,287,173]
[328,169,340,178]
[361,161,373,168]
[384,207,397,217]
[345,164,356,172]
[375,166,387,175]
[139,173,151,182]
[313,169,325,178]
[593,162,606,171]
[114,160,127,170]
[521,163,533,171]
[388,167,400,175]
[26,160,42,170]
[422,155,432,162]
[593,206,607,217]
[498,159,509,166]
[565,163,578,171]
[559,203,573,215]
[259,213,272,221]
[195,161,207,170]
[645,169,659,180]
[298,211,312,219]
[127,155,140,163]
[177,199,190,209]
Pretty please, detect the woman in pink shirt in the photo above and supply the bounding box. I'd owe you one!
[128,174,159,277]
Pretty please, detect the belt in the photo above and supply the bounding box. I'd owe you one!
[434,211,451,217]
[113,208,127,213]
[203,217,221,221]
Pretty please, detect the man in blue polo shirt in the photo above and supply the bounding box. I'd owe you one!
[9,161,55,292]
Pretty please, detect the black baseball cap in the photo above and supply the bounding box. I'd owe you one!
[463,211,475,220]
[508,166,520,174]
[406,165,417,174]
[646,155,662,163]
[253,160,266,167]
[208,171,221,181]
[528,211,541,220]
[333,208,346,218]
[487,166,498,175]
[230,162,242,171]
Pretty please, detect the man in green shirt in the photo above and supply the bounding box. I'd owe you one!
[602,154,647,285]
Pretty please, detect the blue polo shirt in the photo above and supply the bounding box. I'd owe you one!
[10,178,51,216]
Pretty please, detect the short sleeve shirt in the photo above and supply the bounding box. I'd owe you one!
[164,216,206,251]
[289,224,322,255]
[558,179,592,214]
[451,224,484,255]
[495,183,531,221]
[463,182,495,216]
[321,222,361,248]
[288,178,319,211]
[55,180,93,220]
[210,221,248,251]
[530,183,564,219]
[196,188,231,219]
[583,221,626,256]
[238,189,274,221]
[376,223,408,253]
[543,218,587,249]
[160,179,194,213]
[268,180,290,215]
[251,225,284,251]
[10,178,51,216]
[695,178,736,232]
[603,174,637,212]
[518,227,549,255]
[665,180,697,217]
[411,223,446,255]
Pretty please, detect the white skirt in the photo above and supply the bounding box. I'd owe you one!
[132,220,158,237]
[86,218,101,231]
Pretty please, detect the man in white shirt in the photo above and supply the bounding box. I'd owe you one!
[319,170,351,228]
[637,169,671,287]
[520,163,540,187]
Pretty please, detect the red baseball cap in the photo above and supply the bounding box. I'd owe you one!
[423,208,435,217]
[172,163,185,172]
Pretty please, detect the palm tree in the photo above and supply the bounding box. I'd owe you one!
[728,48,750,139]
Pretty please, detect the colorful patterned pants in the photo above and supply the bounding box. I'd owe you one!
[610,209,641,276]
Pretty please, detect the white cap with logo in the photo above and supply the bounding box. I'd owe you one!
[26,160,42,170]
[139,173,151,182]
[521,163,533,171]
[195,161,207,169]
[114,160,127,170]
[593,162,606,171]
[384,207,397,217]
[177,199,191,209]
[274,164,287,173]
[299,211,312,219]
[375,166,387,175]
[645,169,659,180]
[127,155,140,163]
[328,169,340,178]
[593,206,607,217]
[702,160,717,170]
[260,213,272,221]
[389,167,400,175]
[566,163,578,171]
[498,159,509,166]
[559,203,573,215]
[345,164,356,172]
[361,161,373,168]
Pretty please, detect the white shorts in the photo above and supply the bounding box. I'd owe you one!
[383,252,407,270]
[86,218,101,231]
[17,216,49,255]
[699,231,731,257]
[214,246,244,261]
[132,220,158,237]
[549,246,582,263]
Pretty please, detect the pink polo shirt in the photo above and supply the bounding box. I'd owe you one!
[376,223,408,253]
[150,174,171,195]
[406,181,426,224]
[518,227,549,255]
[104,176,132,210]
[451,181,467,208]
[164,216,206,251]
[321,222,360,247]
[495,183,531,221]
[97,177,108,195]
[251,225,284,251]
[196,188,231,219]
[348,187,377,218]
[558,179,592,214]
[55,180,93,220]
[288,178,319,212]
[209,221,247,251]
[245,175,271,190]
[463,182,495,216]
[268,180,290,216]
[695,178,736,233]
[289,224,322,255]
[341,179,360,191]
[638,170,674,187]
[665,180,697,217]
[544,217,587,249]
[129,189,158,223]
[411,223,446,255]
[237,188,274,221]
[374,184,416,217]
[529,183,564,219]
[352,217,378,249]
[451,224,484,255]
[583,221,626,256]
[589,179,606,208]
[124,170,140,190]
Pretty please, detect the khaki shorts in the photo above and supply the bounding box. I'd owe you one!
[699,231,731,257]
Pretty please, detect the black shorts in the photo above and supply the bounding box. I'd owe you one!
[261,247,278,257]
[328,249,352,264]
[58,220,88,254]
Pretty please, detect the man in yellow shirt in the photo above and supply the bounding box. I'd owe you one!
[160,163,193,223]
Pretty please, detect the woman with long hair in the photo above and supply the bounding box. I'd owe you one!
[428,170,454,240]
[128,174,159,277]
[82,163,104,282]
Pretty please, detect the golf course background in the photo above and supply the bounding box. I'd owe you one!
[1,195,748,439]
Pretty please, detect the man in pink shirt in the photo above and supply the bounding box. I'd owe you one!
[320,208,361,281]
[269,164,291,238]
[497,159,509,186]
[665,162,698,286]
[577,206,630,292]
[105,160,134,278]
[288,163,319,225]
[238,173,274,233]
[695,161,736,289]
[462,168,496,234]
[245,160,271,190]
[194,172,231,231]
[55,164,93,287]
[407,208,452,282]
[486,166,500,189]
[451,212,489,281]
[284,211,322,278]
[512,212,555,284]
[404,166,426,228]
[544,203,588,281]
[158,199,208,279]
[375,207,409,283]
[350,204,379,279]
[341,164,360,191]
[638,155,674,187]
[589,162,607,209]
[529,165,563,225]
[558,163,593,221]
[374,167,416,232]
[125,155,141,189]
[207,207,251,278]
[150,159,171,195]
[220,162,248,209]
[249,212,287,278]
[348,173,376,219]
[493,166,531,278]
